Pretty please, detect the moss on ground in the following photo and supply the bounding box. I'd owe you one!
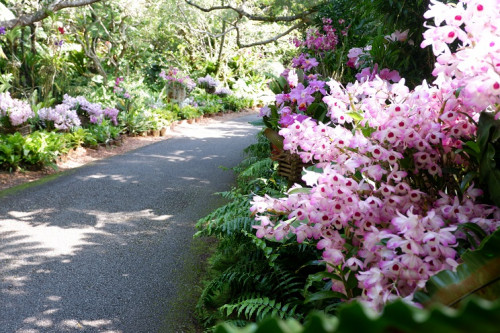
[159,236,217,333]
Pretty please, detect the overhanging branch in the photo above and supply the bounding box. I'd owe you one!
[0,0,104,29]
[184,0,320,23]
[235,21,305,48]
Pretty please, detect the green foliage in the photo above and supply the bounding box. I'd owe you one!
[179,105,202,120]
[314,0,434,86]
[457,112,500,207]
[214,298,500,333]
[475,113,500,206]
[67,127,89,147]
[200,102,224,116]
[0,131,74,171]
[86,120,122,144]
[221,294,297,322]
[414,228,500,308]
[118,109,151,135]
[221,95,254,112]
[196,132,334,330]
[0,73,13,93]
[0,132,24,171]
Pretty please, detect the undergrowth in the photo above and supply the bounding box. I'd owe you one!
[195,132,334,331]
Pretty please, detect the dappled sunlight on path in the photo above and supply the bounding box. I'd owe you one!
[0,114,260,332]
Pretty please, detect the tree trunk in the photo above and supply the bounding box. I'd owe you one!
[214,0,227,77]
[214,19,226,77]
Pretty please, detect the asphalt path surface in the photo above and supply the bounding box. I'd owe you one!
[0,113,260,332]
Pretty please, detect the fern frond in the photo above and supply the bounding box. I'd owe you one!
[239,158,273,179]
[221,294,294,321]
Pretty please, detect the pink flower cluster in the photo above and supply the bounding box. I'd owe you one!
[0,92,34,126]
[252,0,500,311]
[197,75,219,90]
[294,18,341,52]
[215,87,232,97]
[114,77,130,99]
[38,104,81,130]
[346,47,370,69]
[160,68,196,91]
[355,64,401,83]
[62,94,119,126]
[292,53,319,72]
[421,0,500,113]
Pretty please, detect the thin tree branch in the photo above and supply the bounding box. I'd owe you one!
[176,0,237,39]
[235,21,305,48]
[0,0,104,29]
[184,0,321,23]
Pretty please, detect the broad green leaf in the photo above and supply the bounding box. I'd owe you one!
[414,228,500,307]
[263,128,284,150]
[487,169,500,207]
[216,299,500,332]
[304,166,324,174]
[459,171,478,193]
[287,187,311,195]
[305,290,347,303]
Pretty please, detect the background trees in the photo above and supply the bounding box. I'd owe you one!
[0,0,318,103]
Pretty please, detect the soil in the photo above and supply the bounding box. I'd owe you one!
[0,109,258,192]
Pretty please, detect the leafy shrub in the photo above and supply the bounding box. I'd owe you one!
[0,131,73,171]
[179,105,201,120]
[118,109,151,135]
[215,298,500,333]
[200,103,223,116]
[0,132,24,170]
[221,95,253,112]
[196,133,335,330]
[86,120,121,144]
[67,127,89,147]
[216,229,500,332]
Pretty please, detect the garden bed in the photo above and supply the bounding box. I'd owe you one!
[0,108,258,192]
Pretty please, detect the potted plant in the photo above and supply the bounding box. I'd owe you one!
[0,92,34,135]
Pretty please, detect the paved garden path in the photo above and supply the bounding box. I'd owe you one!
[0,113,260,333]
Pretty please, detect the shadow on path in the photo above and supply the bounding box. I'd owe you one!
[0,115,260,332]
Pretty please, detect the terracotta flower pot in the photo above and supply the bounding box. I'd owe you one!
[0,124,32,136]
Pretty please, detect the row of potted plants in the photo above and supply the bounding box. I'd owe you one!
[0,73,255,172]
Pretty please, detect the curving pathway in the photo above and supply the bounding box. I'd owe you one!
[0,113,260,333]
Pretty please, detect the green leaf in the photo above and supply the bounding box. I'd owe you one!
[477,112,499,152]
[346,112,363,122]
[460,171,478,193]
[287,187,312,195]
[302,313,338,333]
[361,124,376,138]
[414,228,500,307]
[215,299,500,333]
[304,166,324,174]
[456,223,488,242]
[464,141,480,154]
[486,169,500,206]
[263,128,284,150]
[305,290,347,303]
